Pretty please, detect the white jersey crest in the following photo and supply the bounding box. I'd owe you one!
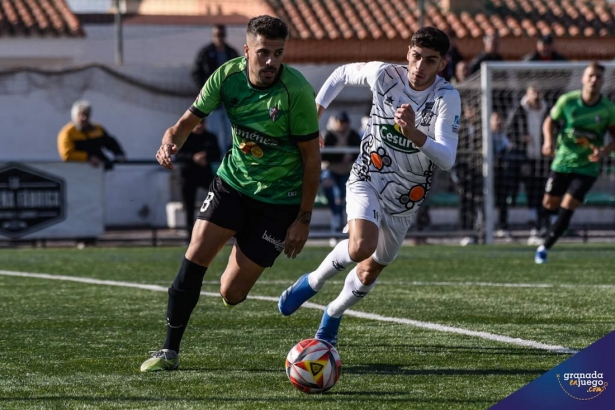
[316,62,461,216]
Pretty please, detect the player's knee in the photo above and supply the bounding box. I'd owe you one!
[219,286,247,307]
[355,268,380,286]
[348,236,377,262]
[542,197,558,211]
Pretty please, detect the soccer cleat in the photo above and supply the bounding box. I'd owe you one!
[535,246,548,264]
[140,349,179,372]
[315,305,343,346]
[278,273,318,316]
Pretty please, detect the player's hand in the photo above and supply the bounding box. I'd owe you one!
[283,213,311,259]
[394,104,416,136]
[156,143,178,170]
[542,142,554,157]
[588,145,603,163]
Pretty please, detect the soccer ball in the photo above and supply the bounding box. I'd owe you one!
[285,338,341,393]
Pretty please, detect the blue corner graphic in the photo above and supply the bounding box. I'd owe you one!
[491,330,614,409]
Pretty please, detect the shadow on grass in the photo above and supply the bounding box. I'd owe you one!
[0,395,495,404]
[343,364,547,377]
[342,343,571,356]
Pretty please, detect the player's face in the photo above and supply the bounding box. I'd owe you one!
[582,66,604,94]
[244,34,285,87]
[407,46,447,91]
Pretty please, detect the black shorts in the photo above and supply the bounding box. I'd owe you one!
[544,171,597,202]
[197,176,299,268]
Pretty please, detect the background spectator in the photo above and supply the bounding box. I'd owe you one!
[321,111,361,232]
[57,100,126,170]
[191,25,239,153]
[439,30,464,82]
[468,34,503,75]
[454,100,483,245]
[505,84,550,244]
[452,60,468,85]
[523,35,567,62]
[491,111,513,239]
[175,118,221,240]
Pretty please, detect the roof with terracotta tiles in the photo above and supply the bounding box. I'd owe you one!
[265,0,615,40]
[0,0,84,37]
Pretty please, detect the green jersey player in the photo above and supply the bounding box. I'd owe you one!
[141,15,320,372]
[535,62,615,263]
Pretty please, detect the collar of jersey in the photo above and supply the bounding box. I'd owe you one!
[245,64,285,91]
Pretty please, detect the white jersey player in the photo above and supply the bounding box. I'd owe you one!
[278,27,461,346]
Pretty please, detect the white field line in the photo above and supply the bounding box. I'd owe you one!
[0,270,578,354]
[201,280,615,289]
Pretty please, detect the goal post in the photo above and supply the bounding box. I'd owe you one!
[463,61,615,244]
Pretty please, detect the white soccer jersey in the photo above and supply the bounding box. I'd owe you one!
[316,62,461,216]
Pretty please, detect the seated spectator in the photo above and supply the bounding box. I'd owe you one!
[57,100,126,170]
[523,35,567,62]
[175,118,221,239]
[321,112,361,232]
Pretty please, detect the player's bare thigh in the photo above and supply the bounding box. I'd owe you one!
[219,244,266,304]
[185,219,235,267]
[347,218,379,262]
[543,193,582,211]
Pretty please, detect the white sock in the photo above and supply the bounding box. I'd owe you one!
[308,239,355,291]
[327,268,377,318]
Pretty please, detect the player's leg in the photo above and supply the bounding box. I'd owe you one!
[181,177,198,239]
[315,211,413,345]
[219,244,266,307]
[278,182,380,316]
[222,196,299,307]
[541,173,596,251]
[141,177,242,372]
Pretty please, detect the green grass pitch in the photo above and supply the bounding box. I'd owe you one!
[0,244,613,409]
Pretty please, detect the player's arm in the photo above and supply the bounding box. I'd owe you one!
[395,90,461,170]
[159,64,224,170]
[156,110,202,170]
[315,61,383,118]
[283,82,321,259]
[589,125,615,162]
[543,95,565,157]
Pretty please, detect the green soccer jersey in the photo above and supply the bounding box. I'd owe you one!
[550,90,615,177]
[189,57,319,204]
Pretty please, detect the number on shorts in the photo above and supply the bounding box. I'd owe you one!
[200,191,215,212]
[545,177,553,193]
[373,209,380,221]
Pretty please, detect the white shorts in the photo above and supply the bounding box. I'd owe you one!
[345,181,415,265]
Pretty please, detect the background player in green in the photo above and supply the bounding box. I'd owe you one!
[535,61,615,264]
[141,15,321,372]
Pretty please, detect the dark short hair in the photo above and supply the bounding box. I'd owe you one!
[410,27,450,57]
[247,15,289,40]
[587,61,605,74]
[538,34,553,44]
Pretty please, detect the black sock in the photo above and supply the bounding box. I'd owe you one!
[163,257,207,353]
[543,208,574,250]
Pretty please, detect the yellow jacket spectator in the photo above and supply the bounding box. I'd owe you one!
[57,100,126,170]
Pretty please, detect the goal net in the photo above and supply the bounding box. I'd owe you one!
[456,62,615,244]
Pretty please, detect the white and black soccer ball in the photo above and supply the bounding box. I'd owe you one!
[285,338,341,393]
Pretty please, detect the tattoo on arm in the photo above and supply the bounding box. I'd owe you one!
[296,211,312,224]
